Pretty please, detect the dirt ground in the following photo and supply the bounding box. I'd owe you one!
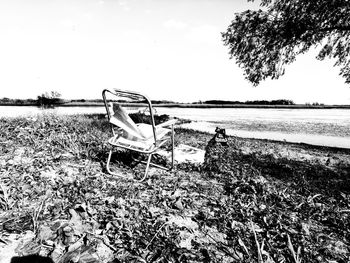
[1,116,349,262]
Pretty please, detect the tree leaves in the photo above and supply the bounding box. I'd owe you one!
[223,0,350,85]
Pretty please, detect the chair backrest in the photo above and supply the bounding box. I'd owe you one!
[102,89,157,144]
[108,103,146,140]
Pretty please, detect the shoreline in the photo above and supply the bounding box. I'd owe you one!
[180,121,350,149]
[1,102,350,109]
[1,110,349,149]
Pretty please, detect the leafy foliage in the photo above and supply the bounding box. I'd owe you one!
[37,91,63,107]
[222,0,350,85]
[0,115,350,262]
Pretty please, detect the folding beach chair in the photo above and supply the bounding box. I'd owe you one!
[102,89,176,181]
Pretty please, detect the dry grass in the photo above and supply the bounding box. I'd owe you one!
[0,114,349,262]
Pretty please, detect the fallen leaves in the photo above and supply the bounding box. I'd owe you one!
[0,115,349,262]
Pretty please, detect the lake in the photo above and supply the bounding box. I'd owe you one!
[1,105,350,148]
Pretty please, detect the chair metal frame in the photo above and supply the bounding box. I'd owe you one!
[102,89,176,181]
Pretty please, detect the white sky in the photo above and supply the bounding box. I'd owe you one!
[0,0,349,104]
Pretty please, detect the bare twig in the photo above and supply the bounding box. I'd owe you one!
[287,234,301,263]
[0,236,8,245]
[32,199,46,233]
[67,163,86,168]
[145,222,167,251]
[238,237,250,256]
[0,181,9,210]
[250,221,263,263]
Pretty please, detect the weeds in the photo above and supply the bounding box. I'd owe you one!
[0,114,349,262]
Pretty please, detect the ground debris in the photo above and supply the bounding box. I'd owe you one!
[0,115,349,262]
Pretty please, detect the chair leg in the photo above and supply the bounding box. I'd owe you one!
[135,153,153,182]
[106,148,172,181]
[106,149,119,177]
[106,149,150,181]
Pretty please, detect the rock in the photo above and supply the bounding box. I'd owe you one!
[38,225,54,241]
[173,199,184,210]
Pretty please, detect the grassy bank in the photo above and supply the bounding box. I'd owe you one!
[0,114,349,262]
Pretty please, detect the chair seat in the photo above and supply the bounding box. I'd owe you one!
[108,123,171,151]
[136,123,171,141]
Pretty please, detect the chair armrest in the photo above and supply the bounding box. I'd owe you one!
[156,119,177,128]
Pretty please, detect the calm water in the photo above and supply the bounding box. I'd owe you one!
[1,106,350,148]
[0,105,107,117]
[156,107,350,125]
[1,106,349,124]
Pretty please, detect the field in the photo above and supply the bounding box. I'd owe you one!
[0,114,350,263]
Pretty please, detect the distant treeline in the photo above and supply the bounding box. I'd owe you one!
[0,97,177,106]
[0,91,64,107]
[197,99,295,105]
[70,99,176,104]
[70,99,103,103]
[0,98,39,105]
[1,97,336,107]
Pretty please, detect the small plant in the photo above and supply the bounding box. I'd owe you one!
[37,91,63,108]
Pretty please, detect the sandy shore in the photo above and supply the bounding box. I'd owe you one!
[180,121,350,149]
